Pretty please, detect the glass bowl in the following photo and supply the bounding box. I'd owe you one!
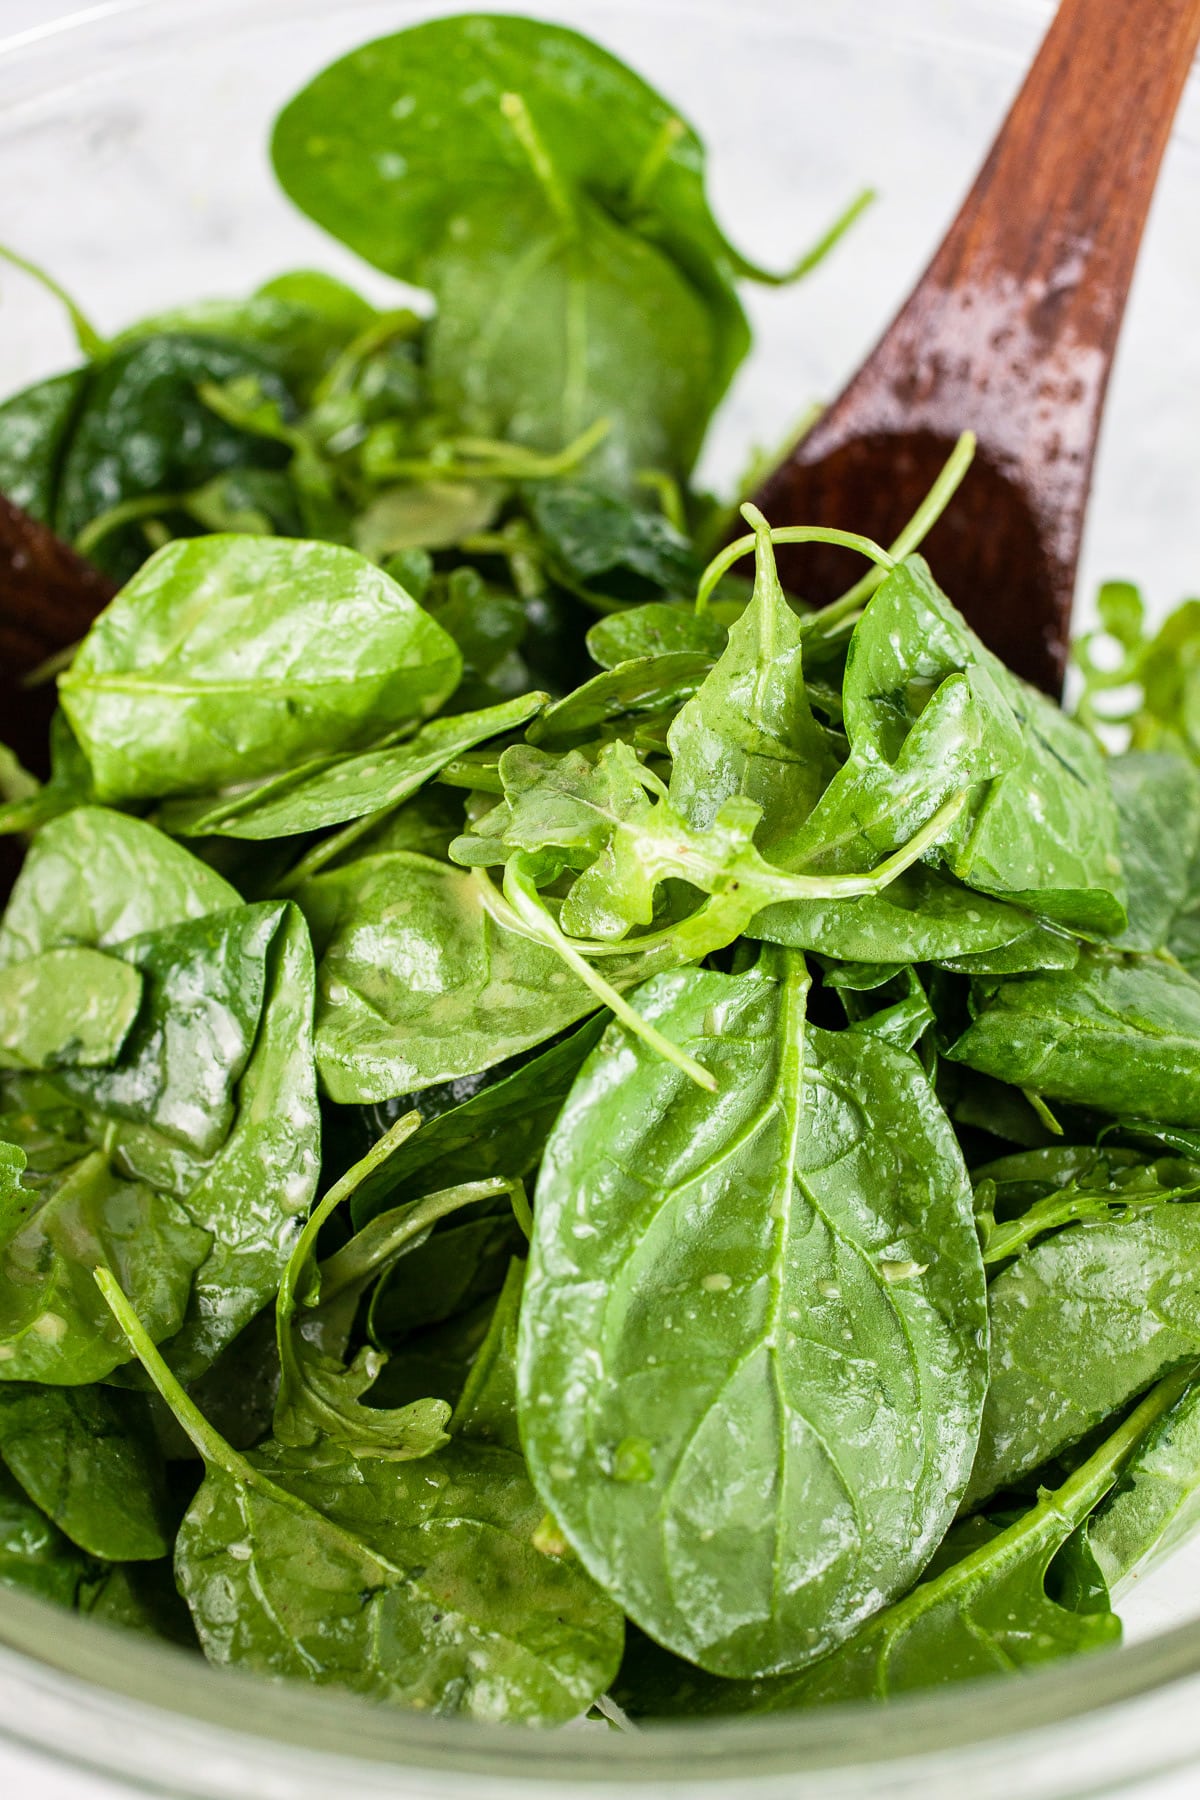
[0,3,1198,1795]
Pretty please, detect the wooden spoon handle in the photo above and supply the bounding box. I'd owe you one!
[0,493,115,678]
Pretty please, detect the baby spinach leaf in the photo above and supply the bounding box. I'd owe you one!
[0,1150,209,1383]
[750,863,1079,974]
[367,1208,519,1347]
[0,808,238,969]
[271,16,761,485]
[54,333,296,581]
[297,851,598,1102]
[350,1014,606,1226]
[949,951,1200,1127]
[81,1557,198,1647]
[450,1257,525,1454]
[526,653,712,753]
[528,485,698,602]
[0,1382,170,1561]
[817,559,1125,932]
[966,1204,1200,1507]
[519,949,988,1678]
[0,368,87,522]
[666,515,834,854]
[161,692,544,842]
[0,714,96,840]
[973,1144,1200,1267]
[55,904,284,1159]
[0,1462,94,1609]
[657,1371,1194,1715]
[0,949,142,1071]
[586,602,726,669]
[100,1270,624,1724]
[1088,1373,1200,1594]
[60,535,462,803]
[1108,753,1200,953]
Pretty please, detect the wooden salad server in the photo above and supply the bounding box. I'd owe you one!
[755,0,1200,694]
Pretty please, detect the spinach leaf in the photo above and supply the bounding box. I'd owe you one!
[367,1208,520,1347]
[0,1382,170,1561]
[0,369,87,522]
[350,1014,606,1226]
[519,949,988,1678]
[55,904,284,1160]
[0,714,96,840]
[55,334,297,580]
[0,1462,94,1608]
[528,485,698,602]
[450,1257,524,1454]
[297,851,598,1102]
[665,514,835,854]
[1088,1374,1200,1594]
[966,1204,1200,1507]
[526,653,713,753]
[750,863,1079,973]
[100,1271,624,1724]
[586,602,726,669]
[0,808,238,968]
[60,536,461,803]
[973,1144,1200,1266]
[1108,753,1200,953]
[0,1150,208,1383]
[160,692,544,843]
[948,951,1200,1127]
[0,949,142,1071]
[271,16,760,485]
[650,1371,1193,1715]
[811,559,1125,932]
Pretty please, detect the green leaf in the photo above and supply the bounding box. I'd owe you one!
[972,1144,1200,1267]
[160,692,545,842]
[0,714,96,840]
[948,951,1200,1127]
[519,949,988,1678]
[586,601,726,669]
[0,1462,93,1608]
[1108,752,1200,953]
[0,369,87,523]
[654,1372,1194,1715]
[527,653,712,753]
[0,949,142,1072]
[99,1271,624,1724]
[0,1382,170,1561]
[0,808,239,969]
[666,515,834,854]
[0,1150,209,1383]
[451,1257,525,1455]
[55,333,297,580]
[1088,1373,1200,1593]
[59,536,462,803]
[966,1204,1200,1507]
[271,16,760,484]
[297,851,599,1102]
[528,484,698,601]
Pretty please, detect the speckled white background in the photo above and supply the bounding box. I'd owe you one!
[0,0,1197,1793]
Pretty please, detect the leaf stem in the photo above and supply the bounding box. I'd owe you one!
[733,187,877,287]
[696,524,893,616]
[0,242,106,357]
[500,91,576,229]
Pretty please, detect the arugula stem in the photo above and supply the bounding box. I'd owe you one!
[816,430,978,625]
[503,859,717,1092]
[695,523,893,615]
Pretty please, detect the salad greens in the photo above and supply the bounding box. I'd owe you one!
[2,5,1200,1732]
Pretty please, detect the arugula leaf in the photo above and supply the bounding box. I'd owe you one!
[519,949,988,1678]
[297,851,599,1102]
[666,513,835,853]
[59,536,462,803]
[966,1204,1200,1507]
[99,1270,624,1723]
[948,951,1200,1127]
[0,1382,171,1561]
[0,949,142,1072]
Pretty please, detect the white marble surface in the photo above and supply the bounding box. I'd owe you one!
[0,0,1199,1795]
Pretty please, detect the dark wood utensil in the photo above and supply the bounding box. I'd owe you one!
[755,0,1200,694]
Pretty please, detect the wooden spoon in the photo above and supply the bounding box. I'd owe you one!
[754,0,1200,694]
